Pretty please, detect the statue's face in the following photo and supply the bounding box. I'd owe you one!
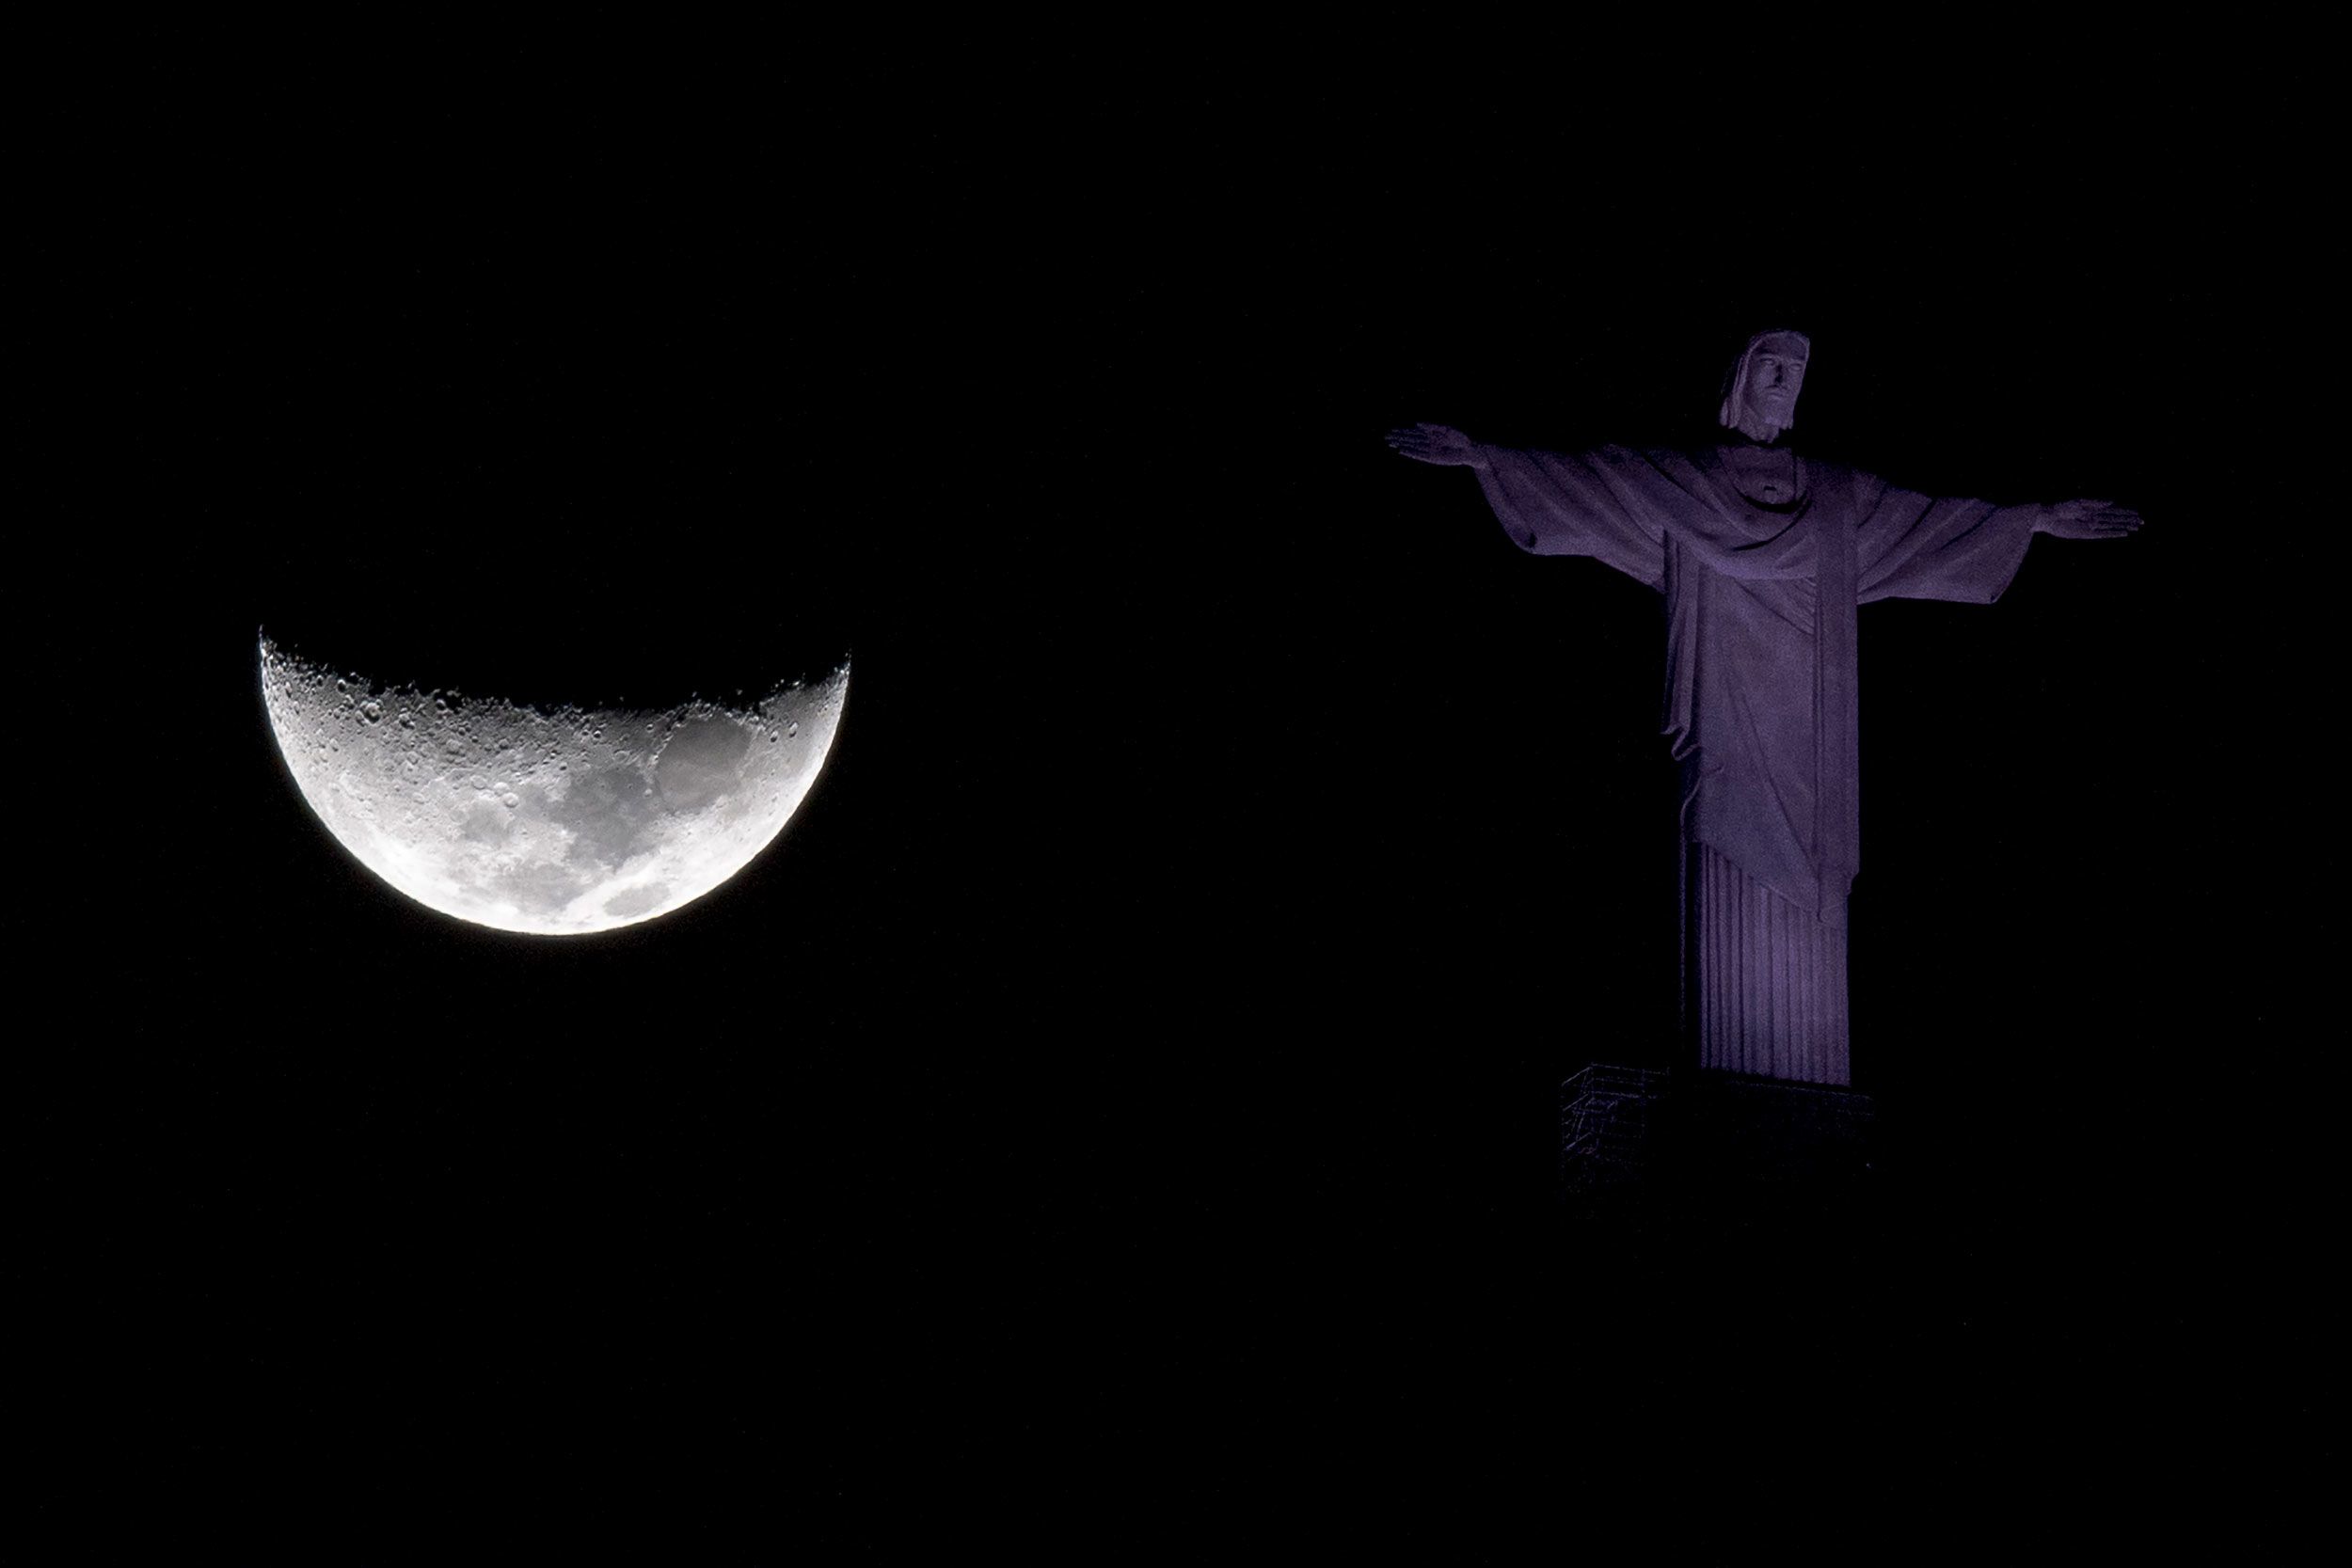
[1740,334,1809,428]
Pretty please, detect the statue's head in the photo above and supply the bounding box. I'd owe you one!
[1718,329,1811,440]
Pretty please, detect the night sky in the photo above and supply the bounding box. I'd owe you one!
[32,28,2335,1549]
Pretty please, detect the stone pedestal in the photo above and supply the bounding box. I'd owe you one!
[1561,1064,1876,1202]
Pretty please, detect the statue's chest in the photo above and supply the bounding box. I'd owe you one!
[1722,445,1804,507]
[1674,445,1825,586]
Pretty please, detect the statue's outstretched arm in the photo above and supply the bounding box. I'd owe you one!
[1388,422,1670,589]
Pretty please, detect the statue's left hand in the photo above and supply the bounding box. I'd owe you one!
[2038,499,2144,540]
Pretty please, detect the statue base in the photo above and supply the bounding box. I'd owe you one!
[1561,1063,1876,1203]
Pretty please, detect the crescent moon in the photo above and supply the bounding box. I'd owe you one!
[261,636,848,935]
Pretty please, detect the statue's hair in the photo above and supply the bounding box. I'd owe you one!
[1718,328,1813,432]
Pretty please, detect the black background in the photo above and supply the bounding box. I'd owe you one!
[25,24,2336,1553]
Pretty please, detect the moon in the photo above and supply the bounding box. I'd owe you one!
[261,636,847,935]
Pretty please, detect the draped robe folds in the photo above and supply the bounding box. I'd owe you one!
[1474,440,2041,1086]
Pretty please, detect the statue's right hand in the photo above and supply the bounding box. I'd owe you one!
[1384,422,1486,468]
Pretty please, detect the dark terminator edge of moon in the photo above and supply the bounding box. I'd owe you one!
[1384,330,2141,1087]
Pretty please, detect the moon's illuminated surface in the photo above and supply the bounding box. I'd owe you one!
[261,637,847,934]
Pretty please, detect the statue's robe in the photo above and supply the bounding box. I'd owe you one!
[1474,438,2041,1085]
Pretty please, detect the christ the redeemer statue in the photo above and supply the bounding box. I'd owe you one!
[1388,330,2141,1086]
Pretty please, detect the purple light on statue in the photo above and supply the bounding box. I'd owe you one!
[1386,331,2142,1086]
